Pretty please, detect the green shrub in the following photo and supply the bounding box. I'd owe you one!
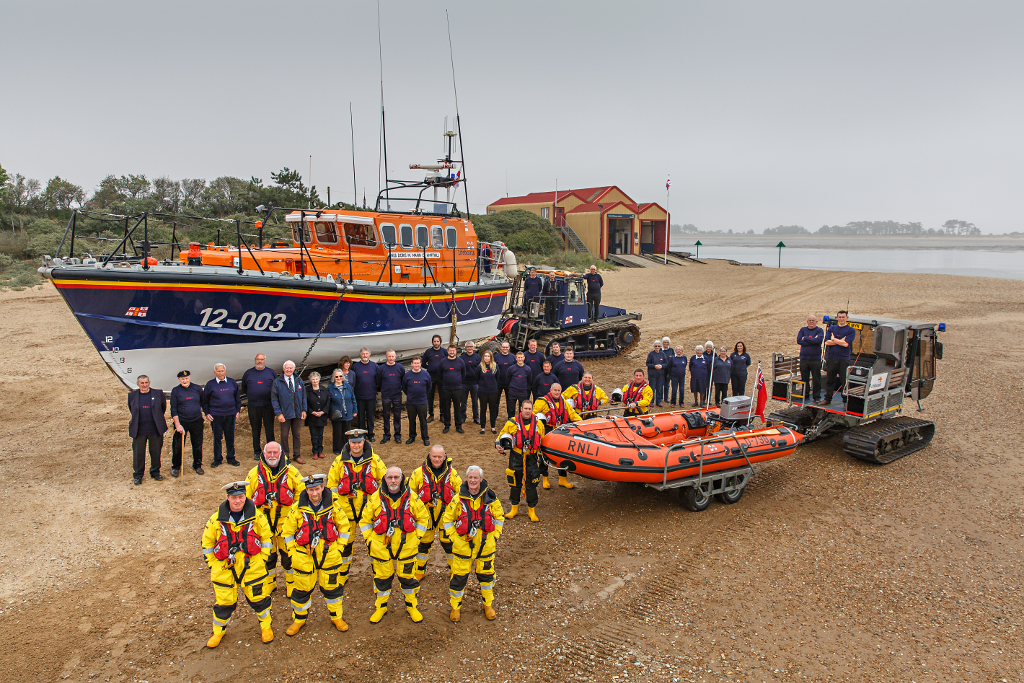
[0,260,44,289]
[0,254,12,270]
[27,231,62,258]
[26,218,62,236]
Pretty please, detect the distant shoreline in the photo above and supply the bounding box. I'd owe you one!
[669,234,1024,251]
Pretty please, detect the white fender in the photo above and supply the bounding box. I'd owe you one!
[502,249,518,279]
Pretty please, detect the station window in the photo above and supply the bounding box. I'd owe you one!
[343,223,377,247]
[445,226,457,249]
[541,207,550,219]
[416,225,429,248]
[314,221,339,245]
[399,224,414,248]
[380,223,397,247]
[431,225,444,249]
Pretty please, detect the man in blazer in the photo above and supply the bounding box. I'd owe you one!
[128,375,167,485]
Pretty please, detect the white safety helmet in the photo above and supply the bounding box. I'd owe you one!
[611,388,623,403]
[497,433,514,451]
[565,397,575,409]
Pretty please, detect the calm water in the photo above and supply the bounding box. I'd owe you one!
[669,243,1024,281]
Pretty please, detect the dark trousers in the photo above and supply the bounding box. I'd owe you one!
[669,377,685,405]
[356,398,376,437]
[407,403,428,440]
[280,417,303,458]
[172,418,204,469]
[800,358,823,401]
[427,377,441,418]
[247,405,276,457]
[460,383,479,423]
[507,451,539,507]
[308,425,325,455]
[824,358,851,402]
[714,383,729,405]
[441,387,462,427]
[381,395,402,437]
[132,432,163,479]
[587,293,601,321]
[649,374,665,406]
[731,375,747,397]
[479,392,500,429]
[331,418,353,455]
[499,387,513,418]
[210,414,236,463]
[508,394,529,419]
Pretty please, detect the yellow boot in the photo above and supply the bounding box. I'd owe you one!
[542,476,551,489]
[370,606,388,623]
[528,507,540,522]
[261,626,274,643]
[414,571,426,581]
[331,617,349,632]
[450,607,461,623]
[285,620,304,636]
[506,504,518,519]
[407,605,424,623]
[558,475,575,489]
[206,629,225,648]
[484,604,496,620]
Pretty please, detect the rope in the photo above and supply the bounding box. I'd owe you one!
[453,292,476,316]
[298,292,345,373]
[473,289,497,313]
[403,297,433,323]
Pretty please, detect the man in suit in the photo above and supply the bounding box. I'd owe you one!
[272,360,307,464]
[128,375,167,485]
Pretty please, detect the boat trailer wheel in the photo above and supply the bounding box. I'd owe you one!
[680,483,713,512]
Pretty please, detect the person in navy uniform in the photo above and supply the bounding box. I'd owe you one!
[660,337,674,404]
[272,360,307,464]
[203,363,241,468]
[711,347,733,407]
[797,314,825,402]
[522,339,546,399]
[533,360,558,401]
[689,345,710,407]
[506,351,534,419]
[477,350,501,434]
[493,340,516,416]
[128,374,167,485]
[584,264,603,321]
[402,357,432,445]
[241,353,277,460]
[730,342,751,397]
[546,341,564,370]
[352,348,379,441]
[439,344,467,434]
[523,268,542,308]
[421,335,446,423]
[820,310,857,405]
[668,345,687,406]
[552,347,585,392]
[376,349,405,444]
[645,340,667,408]
[459,341,482,426]
[170,370,205,477]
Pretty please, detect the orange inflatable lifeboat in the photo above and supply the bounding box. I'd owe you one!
[540,408,803,486]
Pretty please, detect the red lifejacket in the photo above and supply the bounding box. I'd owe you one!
[417,462,456,508]
[514,414,540,453]
[573,382,600,411]
[453,497,496,536]
[294,508,340,547]
[337,460,379,497]
[250,462,296,508]
[544,395,570,427]
[372,491,417,536]
[212,521,262,560]
[625,380,649,405]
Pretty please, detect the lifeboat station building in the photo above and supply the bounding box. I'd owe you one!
[486,185,668,259]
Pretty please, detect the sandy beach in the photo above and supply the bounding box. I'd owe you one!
[2,261,1023,682]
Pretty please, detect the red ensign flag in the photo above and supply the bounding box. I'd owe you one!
[754,363,767,422]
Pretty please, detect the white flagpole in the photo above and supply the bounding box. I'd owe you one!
[706,348,715,408]
[664,176,670,265]
[747,361,760,426]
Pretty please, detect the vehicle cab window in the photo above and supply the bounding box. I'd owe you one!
[313,221,339,245]
[567,279,584,304]
[292,223,311,244]
[343,223,377,247]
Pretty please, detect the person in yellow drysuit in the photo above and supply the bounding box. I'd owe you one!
[618,369,654,417]
[562,371,611,415]
[407,444,462,581]
[441,465,505,622]
[201,480,275,647]
[532,383,581,490]
[326,429,387,587]
[279,473,352,635]
[245,441,304,599]
[495,401,545,522]
[359,466,431,623]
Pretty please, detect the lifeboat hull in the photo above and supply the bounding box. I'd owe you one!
[540,409,803,484]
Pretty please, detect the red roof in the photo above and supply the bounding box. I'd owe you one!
[566,200,639,215]
[488,185,636,209]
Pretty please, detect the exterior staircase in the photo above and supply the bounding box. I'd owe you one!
[556,220,592,256]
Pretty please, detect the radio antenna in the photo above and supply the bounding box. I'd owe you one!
[446,10,470,217]
[378,1,390,209]
[350,102,357,209]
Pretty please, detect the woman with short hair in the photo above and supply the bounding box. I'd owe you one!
[711,346,733,407]
[328,368,357,456]
[305,371,331,459]
[689,345,710,407]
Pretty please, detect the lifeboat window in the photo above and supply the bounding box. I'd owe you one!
[399,224,414,248]
[416,225,428,248]
[431,225,444,249]
[445,226,457,249]
[313,221,339,245]
[343,223,377,248]
[380,223,397,248]
[292,224,311,245]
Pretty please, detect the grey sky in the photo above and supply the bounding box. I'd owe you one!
[2,1,1021,233]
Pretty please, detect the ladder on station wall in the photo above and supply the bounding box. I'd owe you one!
[558,221,592,256]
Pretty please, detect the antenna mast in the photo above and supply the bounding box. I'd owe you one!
[350,102,357,209]
[446,11,470,216]
[378,1,390,209]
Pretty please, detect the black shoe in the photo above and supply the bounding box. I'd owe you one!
[133,478,142,485]
[227,459,240,467]
[480,428,485,434]
[426,416,434,423]
[381,435,391,445]
[442,426,450,434]
[456,426,465,434]
[194,466,205,475]
[472,419,479,424]
[151,473,164,481]
[405,437,416,445]
[367,435,376,443]
[171,469,180,478]
[423,438,430,446]
[211,460,222,468]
